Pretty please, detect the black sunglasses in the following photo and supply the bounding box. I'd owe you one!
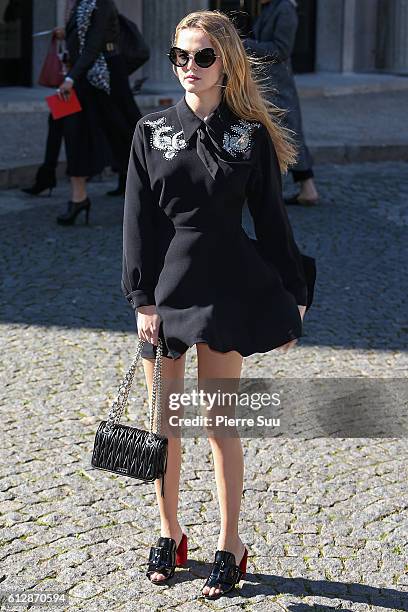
[167,46,220,68]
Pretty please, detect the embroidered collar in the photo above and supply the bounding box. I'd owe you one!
[175,95,235,142]
[140,95,261,179]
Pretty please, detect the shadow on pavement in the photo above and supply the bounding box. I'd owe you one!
[1,169,407,352]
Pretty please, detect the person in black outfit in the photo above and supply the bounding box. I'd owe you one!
[22,3,76,197]
[21,112,63,196]
[122,9,314,600]
[243,0,319,206]
[56,0,142,225]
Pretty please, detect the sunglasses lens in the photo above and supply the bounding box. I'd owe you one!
[169,47,188,66]
[195,48,216,68]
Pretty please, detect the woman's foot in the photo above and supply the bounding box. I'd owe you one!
[201,536,246,598]
[284,193,319,206]
[22,165,56,197]
[285,177,319,206]
[148,524,184,582]
[106,172,126,196]
[299,177,319,200]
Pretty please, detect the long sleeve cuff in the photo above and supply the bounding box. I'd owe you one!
[127,289,156,308]
[121,278,156,309]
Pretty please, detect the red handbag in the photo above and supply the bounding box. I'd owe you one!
[38,34,66,88]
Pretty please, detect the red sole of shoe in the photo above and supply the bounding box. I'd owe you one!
[239,548,248,574]
[175,533,188,566]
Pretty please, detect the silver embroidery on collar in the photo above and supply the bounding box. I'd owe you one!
[144,117,188,160]
[223,120,261,157]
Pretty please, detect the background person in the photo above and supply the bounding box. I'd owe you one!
[56,0,142,225]
[243,0,319,206]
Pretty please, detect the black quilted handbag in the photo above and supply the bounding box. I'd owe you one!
[91,338,168,497]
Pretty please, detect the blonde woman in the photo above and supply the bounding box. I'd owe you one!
[122,9,309,600]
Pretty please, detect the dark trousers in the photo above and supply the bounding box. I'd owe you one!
[63,76,107,177]
[43,113,63,170]
[292,168,314,182]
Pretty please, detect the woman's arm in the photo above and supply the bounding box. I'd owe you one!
[243,3,298,63]
[121,120,158,314]
[66,0,113,82]
[246,125,308,307]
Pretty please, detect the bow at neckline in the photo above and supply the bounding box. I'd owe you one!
[175,95,253,180]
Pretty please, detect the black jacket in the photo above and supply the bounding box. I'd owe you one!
[243,0,298,63]
[66,0,120,82]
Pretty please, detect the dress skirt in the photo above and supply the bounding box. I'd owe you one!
[136,224,303,360]
[62,54,141,178]
[62,76,107,178]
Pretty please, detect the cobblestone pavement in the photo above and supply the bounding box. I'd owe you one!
[1,162,407,611]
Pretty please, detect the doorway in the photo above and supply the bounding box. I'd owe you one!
[0,0,33,86]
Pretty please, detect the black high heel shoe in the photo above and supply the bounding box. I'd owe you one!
[56,197,91,226]
[201,546,248,600]
[22,166,56,197]
[146,532,188,583]
[106,172,126,197]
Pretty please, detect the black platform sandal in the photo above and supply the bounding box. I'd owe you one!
[201,547,248,600]
[146,533,188,583]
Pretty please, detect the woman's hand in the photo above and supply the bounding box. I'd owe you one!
[57,78,73,101]
[137,305,161,345]
[53,27,65,40]
[276,304,306,353]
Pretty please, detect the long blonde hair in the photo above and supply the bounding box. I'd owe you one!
[173,10,297,173]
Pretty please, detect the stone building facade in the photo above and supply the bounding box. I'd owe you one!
[0,0,407,89]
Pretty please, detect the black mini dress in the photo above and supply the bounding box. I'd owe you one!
[121,94,308,360]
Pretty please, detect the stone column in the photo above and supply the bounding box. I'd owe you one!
[341,0,357,73]
[380,0,408,74]
[354,0,380,72]
[316,0,380,73]
[141,0,209,94]
[315,0,344,72]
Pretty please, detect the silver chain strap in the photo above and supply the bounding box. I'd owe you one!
[103,338,163,435]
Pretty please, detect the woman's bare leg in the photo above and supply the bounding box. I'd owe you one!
[196,343,246,597]
[70,176,87,202]
[142,351,186,581]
